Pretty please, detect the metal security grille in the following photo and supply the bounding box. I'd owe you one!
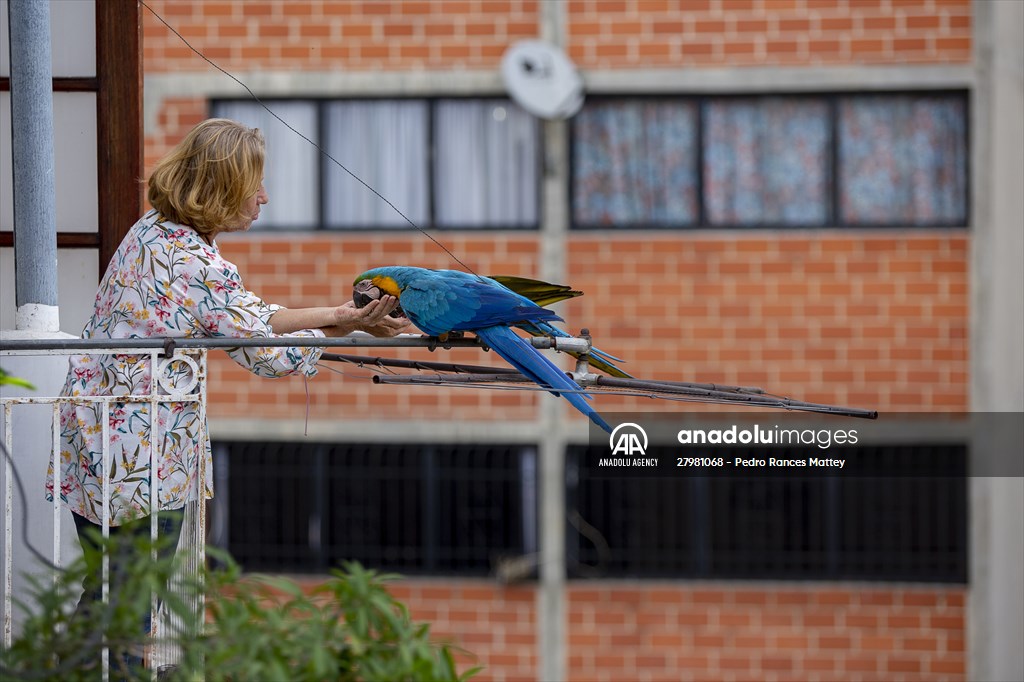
[566,444,967,583]
[215,441,536,575]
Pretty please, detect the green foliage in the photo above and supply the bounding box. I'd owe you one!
[0,366,35,390]
[0,538,479,681]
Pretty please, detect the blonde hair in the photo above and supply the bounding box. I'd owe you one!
[147,119,265,237]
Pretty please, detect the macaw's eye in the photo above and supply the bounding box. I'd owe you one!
[353,280,406,318]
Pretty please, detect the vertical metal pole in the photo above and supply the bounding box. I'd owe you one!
[196,351,207,662]
[3,404,13,648]
[7,0,60,332]
[101,400,110,682]
[149,350,160,670]
[51,403,61,584]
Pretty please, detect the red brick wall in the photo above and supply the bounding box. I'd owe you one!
[143,0,542,74]
[385,580,539,682]
[566,0,972,67]
[567,233,969,413]
[565,583,966,682]
[142,0,972,75]
[289,578,965,682]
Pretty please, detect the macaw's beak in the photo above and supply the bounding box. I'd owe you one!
[353,279,406,318]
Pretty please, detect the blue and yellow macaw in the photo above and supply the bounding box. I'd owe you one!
[354,266,626,432]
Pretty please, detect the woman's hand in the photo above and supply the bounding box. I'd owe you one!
[321,296,412,338]
[269,298,411,336]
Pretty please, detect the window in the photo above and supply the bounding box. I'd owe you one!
[571,92,968,229]
[572,99,699,226]
[704,97,831,225]
[323,100,430,229]
[211,98,540,231]
[838,95,968,225]
[213,441,537,575]
[566,443,967,582]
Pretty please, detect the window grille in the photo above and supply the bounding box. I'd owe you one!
[566,443,967,582]
[215,440,537,575]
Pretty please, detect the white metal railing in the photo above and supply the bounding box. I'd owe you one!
[0,343,208,678]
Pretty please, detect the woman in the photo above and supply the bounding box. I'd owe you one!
[45,119,406,673]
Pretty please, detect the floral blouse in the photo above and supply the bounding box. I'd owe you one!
[47,210,324,526]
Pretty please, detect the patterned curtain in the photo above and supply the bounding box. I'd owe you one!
[324,100,429,229]
[433,99,539,228]
[703,97,831,225]
[572,99,699,227]
[839,96,967,225]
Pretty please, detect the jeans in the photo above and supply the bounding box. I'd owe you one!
[72,509,185,678]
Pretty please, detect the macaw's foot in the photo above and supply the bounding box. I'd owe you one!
[437,331,466,342]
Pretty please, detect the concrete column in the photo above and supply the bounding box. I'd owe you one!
[536,2,571,681]
[969,1,1024,680]
[1,0,78,641]
[7,0,59,332]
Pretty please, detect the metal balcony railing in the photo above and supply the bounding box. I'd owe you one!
[0,341,210,676]
[0,334,494,678]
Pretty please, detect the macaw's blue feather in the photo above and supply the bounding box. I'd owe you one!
[475,326,612,433]
[354,266,616,432]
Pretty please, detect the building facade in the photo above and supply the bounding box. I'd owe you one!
[134,1,1022,680]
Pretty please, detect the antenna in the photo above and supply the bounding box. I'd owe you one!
[501,40,585,120]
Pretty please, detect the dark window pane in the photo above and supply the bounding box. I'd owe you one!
[218,441,534,576]
[704,97,831,225]
[567,444,966,582]
[838,95,968,225]
[573,99,699,226]
[222,442,321,572]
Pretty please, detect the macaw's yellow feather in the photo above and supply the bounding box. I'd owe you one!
[371,276,402,297]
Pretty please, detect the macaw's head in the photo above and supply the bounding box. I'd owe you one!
[352,268,406,317]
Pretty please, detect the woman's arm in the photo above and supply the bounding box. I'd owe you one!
[270,296,409,337]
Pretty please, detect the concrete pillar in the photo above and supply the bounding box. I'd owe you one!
[969,1,1024,680]
[536,2,571,680]
[6,0,59,332]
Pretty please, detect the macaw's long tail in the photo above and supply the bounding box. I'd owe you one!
[476,326,612,433]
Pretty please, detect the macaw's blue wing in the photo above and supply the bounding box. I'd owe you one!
[475,326,612,433]
[400,270,562,336]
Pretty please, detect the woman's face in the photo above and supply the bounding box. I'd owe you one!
[225,183,268,233]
